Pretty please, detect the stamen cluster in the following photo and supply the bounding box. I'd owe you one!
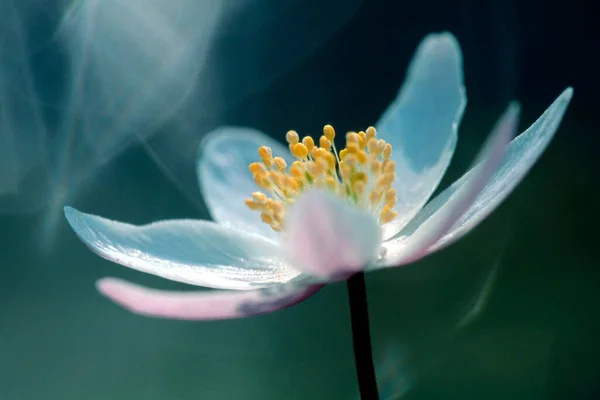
[245,125,398,231]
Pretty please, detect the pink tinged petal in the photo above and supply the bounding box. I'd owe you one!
[64,207,300,290]
[379,103,519,268]
[285,190,382,279]
[97,278,323,320]
[376,32,466,241]
[428,88,573,251]
[197,127,294,241]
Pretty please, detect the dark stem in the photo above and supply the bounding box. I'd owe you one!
[347,272,379,400]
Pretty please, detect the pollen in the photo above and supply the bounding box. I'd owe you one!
[245,125,398,231]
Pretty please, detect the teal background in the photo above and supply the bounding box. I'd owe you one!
[1,0,598,399]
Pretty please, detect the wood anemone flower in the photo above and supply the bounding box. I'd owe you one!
[64,32,572,321]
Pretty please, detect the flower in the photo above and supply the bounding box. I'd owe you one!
[64,32,573,320]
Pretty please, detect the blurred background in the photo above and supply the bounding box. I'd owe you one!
[0,0,597,398]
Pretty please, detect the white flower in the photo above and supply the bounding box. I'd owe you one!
[64,32,573,320]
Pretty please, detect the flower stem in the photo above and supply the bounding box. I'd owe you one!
[347,272,379,399]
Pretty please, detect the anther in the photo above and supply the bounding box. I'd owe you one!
[324,152,336,169]
[323,125,336,141]
[380,209,398,224]
[254,174,271,189]
[261,213,274,225]
[385,189,397,204]
[356,150,368,165]
[252,192,268,203]
[319,136,331,150]
[383,160,396,174]
[367,137,378,152]
[301,136,314,153]
[366,126,376,139]
[370,160,381,175]
[358,131,367,149]
[339,148,348,160]
[286,130,299,144]
[347,132,359,144]
[290,161,305,178]
[245,199,262,210]
[273,156,287,172]
[291,143,309,159]
[383,143,392,159]
[258,146,273,167]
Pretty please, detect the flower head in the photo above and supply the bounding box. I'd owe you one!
[64,32,573,320]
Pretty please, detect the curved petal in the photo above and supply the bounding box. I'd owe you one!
[376,32,466,240]
[285,190,382,279]
[378,102,518,269]
[64,207,301,290]
[423,88,573,252]
[197,126,294,241]
[97,277,323,320]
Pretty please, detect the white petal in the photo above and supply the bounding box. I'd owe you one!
[196,127,294,241]
[285,190,382,279]
[379,103,518,268]
[64,207,300,290]
[97,278,323,320]
[376,32,466,240]
[408,88,573,255]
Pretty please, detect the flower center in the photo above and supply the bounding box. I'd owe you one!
[245,125,398,232]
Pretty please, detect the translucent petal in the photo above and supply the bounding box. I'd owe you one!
[426,88,573,252]
[285,190,382,279]
[64,207,301,290]
[379,103,518,268]
[197,127,294,240]
[97,277,323,320]
[376,32,466,240]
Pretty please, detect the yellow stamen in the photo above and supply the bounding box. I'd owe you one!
[323,124,335,141]
[245,199,262,210]
[261,213,273,225]
[252,191,268,203]
[302,136,314,153]
[245,125,399,232]
[382,143,392,159]
[339,148,348,160]
[286,130,299,145]
[258,146,272,167]
[291,143,309,159]
[366,126,376,140]
[272,157,287,172]
[319,136,331,150]
[249,162,265,175]
[347,132,359,144]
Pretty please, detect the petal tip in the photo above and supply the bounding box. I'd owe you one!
[96,277,120,295]
[425,31,458,46]
[420,31,462,60]
[562,86,574,101]
[503,102,522,127]
[507,101,521,114]
[415,31,465,104]
[63,205,74,217]
[96,277,131,304]
[96,278,147,315]
[63,206,83,227]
